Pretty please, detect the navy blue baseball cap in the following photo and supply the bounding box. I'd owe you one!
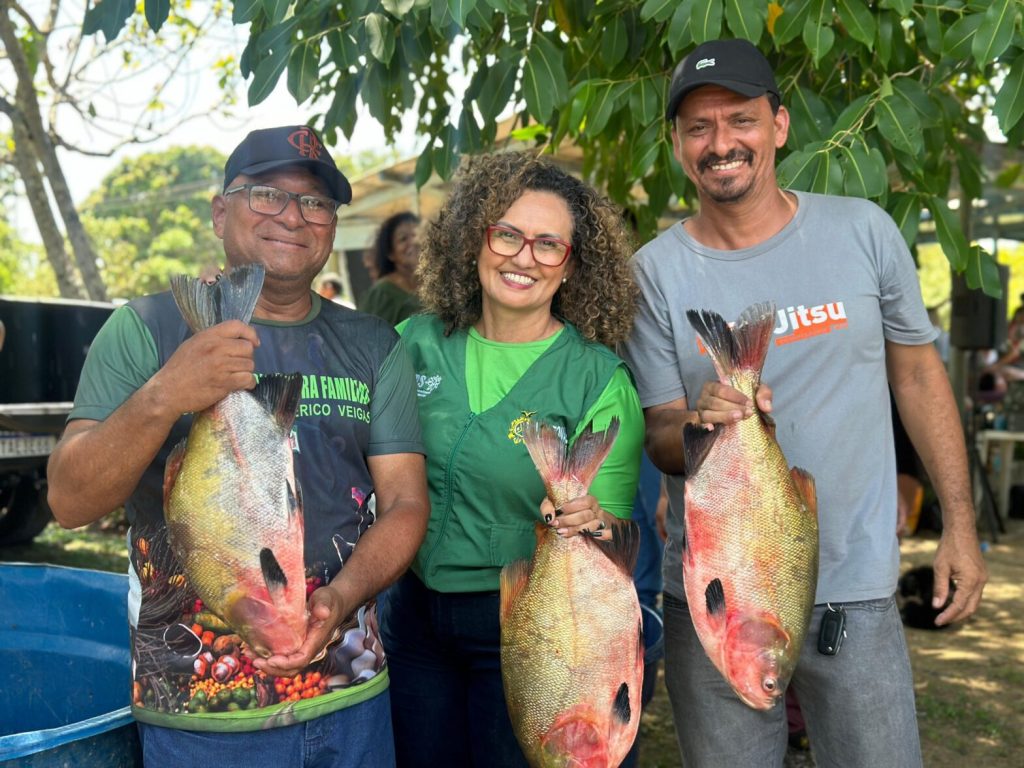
[665,39,780,121]
[223,125,352,204]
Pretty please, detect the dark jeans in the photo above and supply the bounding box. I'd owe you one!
[378,571,529,768]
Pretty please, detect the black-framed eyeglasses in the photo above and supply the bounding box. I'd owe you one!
[224,184,339,225]
[485,225,572,267]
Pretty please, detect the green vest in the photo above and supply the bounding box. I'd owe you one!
[402,314,624,592]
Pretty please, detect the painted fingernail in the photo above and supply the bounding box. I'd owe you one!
[544,514,552,523]
[554,507,564,517]
[597,521,606,531]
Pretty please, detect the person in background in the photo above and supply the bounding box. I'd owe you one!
[359,211,421,324]
[317,271,354,308]
[622,39,986,768]
[379,151,644,767]
[46,125,429,768]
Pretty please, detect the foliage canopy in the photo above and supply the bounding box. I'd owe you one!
[91,0,1024,297]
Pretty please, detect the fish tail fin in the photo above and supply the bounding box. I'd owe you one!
[686,302,776,385]
[592,519,641,576]
[251,373,304,432]
[790,467,818,519]
[499,558,530,625]
[170,263,265,332]
[521,418,619,506]
[682,422,721,479]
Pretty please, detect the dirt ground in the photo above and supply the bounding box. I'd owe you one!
[634,518,1024,767]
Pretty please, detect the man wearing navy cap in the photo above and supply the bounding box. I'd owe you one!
[48,125,429,767]
[622,39,986,767]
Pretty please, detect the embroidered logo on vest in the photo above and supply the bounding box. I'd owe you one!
[507,411,537,444]
[416,374,442,398]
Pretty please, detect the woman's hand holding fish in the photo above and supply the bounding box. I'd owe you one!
[693,382,773,426]
[542,495,614,540]
[253,584,349,678]
[154,321,261,416]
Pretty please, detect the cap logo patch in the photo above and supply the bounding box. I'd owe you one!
[695,57,716,70]
[288,128,323,159]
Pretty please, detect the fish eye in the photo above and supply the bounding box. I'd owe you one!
[763,677,777,692]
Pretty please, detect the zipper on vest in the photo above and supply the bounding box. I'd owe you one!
[421,412,477,576]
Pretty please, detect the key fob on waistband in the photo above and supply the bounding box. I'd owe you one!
[818,605,846,656]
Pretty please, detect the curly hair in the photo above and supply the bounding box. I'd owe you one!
[417,151,639,346]
[374,211,419,277]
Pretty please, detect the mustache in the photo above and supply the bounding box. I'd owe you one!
[698,150,754,173]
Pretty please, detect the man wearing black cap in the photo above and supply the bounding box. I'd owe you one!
[622,39,986,767]
[48,125,429,767]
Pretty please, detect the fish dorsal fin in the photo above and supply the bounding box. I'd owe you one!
[522,418,619,507]
[686,302,775,387]
[790,467,818,519]
[170,263,265,333]
[251,373,303,432]
[162,439,188,510]
[590,519,641,575]
[499,559,530,625]
[612,682,632,724]
[260,547,288,596]
[682,423,721,479]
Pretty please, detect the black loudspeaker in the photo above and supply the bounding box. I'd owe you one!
[950,264,1009,350]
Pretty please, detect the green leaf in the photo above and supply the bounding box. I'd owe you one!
[477,58,517,121]
[144,0,171,32]
[258,18,300,56]
[993,52,1024,135]
[830,94,871,136]
[840,144,887,199]
[776,149,819,191]
[458,110,483,153]
[631,122,662,178]
[248,48,290,106]
[667,0,695,55]
[875,96,924,157]
[82,0,134,42]
[233,0,262,23]
[972,0,1016,68]
[802,19,835,65]
[942,14,984,61]
[414,147,433,189]
[811,149,843,195]
[366,13,396,64]
[325,72,362,140]
[382,0,417,17]
[876,10,893,66]
[568,82,594,131]
[523,33,568,124]
[835,0,876,50]
[922,7,942,54]
[448,0,478,27]
[432,125,458,180]
[585,82,628,137]
[964,246,1003,299]
[786,86,830,147]
[690,0,723,45]
[926,196,968,271]
[601,15,628,67]
[287,42,319,104]
[891,78,941,127]
[261,0,291,25]
[641,0,676,23]
[772,0,809,46]
[632,76,661,126]
[879,0,912,13]
[724,0,765,43]
[888,193,921,248]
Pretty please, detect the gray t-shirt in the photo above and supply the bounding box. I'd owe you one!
[621,191,937,604]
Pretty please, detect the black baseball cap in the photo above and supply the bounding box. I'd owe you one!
[665,39,780,121]
[223,125,352,204]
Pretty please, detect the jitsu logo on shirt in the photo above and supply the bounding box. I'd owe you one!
[416,374,442,398]
[773,302,848,345]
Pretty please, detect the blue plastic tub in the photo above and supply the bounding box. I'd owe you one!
[0,563,141,766]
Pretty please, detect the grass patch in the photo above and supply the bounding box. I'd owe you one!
[0,521,128,573]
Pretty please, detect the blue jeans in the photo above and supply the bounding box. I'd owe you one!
[136,692,395,768]
[378,571,529,768]
[663,592,923,768]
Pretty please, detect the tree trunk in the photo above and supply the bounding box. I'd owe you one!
[0,5,107,301]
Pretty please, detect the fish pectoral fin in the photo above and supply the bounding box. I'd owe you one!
[612,681,632,724]
[682,423,721,479]
[251,373,304,433]
[591,519,641,576]
[162,439,188,510]
[498,559,530,625]
[790,467,818,519]
[260,547,289,595]
[705,578,727,631]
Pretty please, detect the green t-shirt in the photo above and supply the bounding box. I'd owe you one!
[358,279,421,325]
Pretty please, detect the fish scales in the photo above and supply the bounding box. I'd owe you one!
[682,302,818,711]
[501,420,643,768]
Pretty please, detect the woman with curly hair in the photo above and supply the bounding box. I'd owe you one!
[358,210,421,323]
[379,151,644,767]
